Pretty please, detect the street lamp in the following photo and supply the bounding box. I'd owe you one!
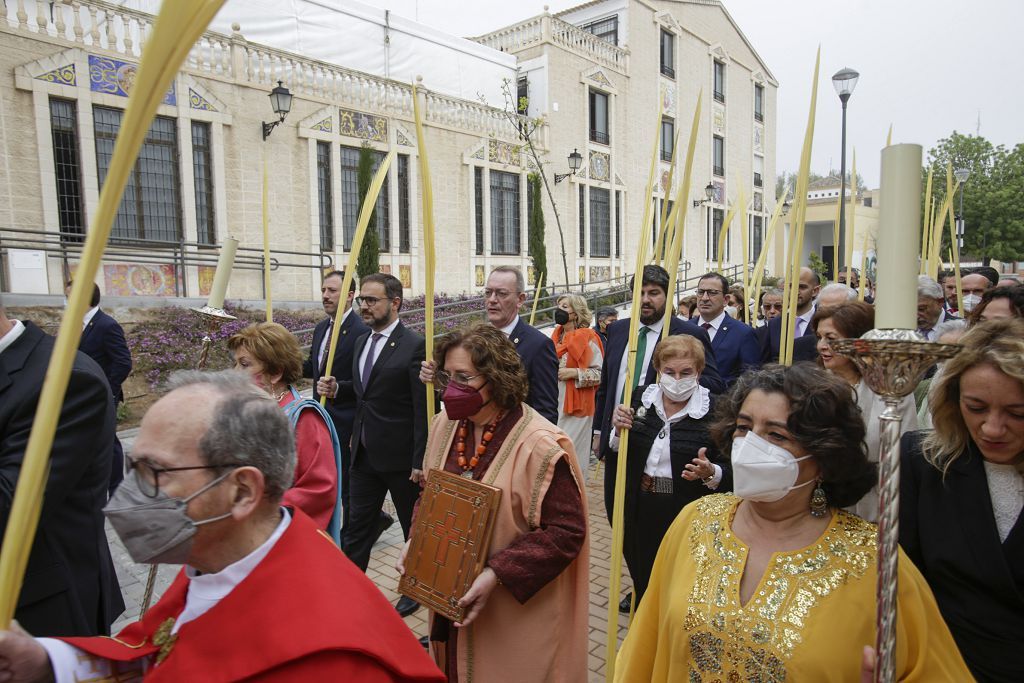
[262,81,293,140]
[954,167,970,254]
[692,181,714,208]
[832,67,859,274]
[554,148,584,183]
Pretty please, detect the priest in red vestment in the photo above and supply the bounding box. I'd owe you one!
[0,371,443,682]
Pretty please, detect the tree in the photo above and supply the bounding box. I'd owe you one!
[490,79,570,288]
[807,251,829,283]
[527,172,547,294]
[923,132,1024,266]
[355,143,380,278]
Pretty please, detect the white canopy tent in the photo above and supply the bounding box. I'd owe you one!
[121,0,517,105]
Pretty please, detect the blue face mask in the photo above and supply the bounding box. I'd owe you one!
[104,470,235,565]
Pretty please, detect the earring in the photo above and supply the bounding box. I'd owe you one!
[810,481,828,518]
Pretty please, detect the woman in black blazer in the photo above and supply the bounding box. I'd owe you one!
[900,318,1024,683]
[609,335,730,608]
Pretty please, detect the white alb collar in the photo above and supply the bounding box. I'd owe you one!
[184,508,291,598]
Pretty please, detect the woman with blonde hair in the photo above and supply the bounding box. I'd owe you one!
[900,318,1024,682]
[228,322,341,541]
[552,293,603,479]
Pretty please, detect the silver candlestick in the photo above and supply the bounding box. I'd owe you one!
[829,329,960,683]
[138,304,237,615]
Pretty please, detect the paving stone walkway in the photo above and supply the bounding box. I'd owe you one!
[111,432,631,681]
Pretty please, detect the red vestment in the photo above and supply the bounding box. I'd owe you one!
[61,509,444,682]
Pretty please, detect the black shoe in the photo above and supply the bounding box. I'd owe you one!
[396,595,421,617]
[418,636,430,649]
[618,593,632,614]
[373,512,395,546]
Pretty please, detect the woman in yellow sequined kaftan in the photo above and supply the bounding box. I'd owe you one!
[615,364,970,682]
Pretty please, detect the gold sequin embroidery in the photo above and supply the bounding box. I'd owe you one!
[682,495,876,682]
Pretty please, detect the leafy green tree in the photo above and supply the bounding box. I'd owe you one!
[527,173,548,296]
[923,132,1023,266]
[807,251,829,283]
[355,143,381,278]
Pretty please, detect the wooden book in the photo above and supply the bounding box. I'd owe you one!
[398,469,502,622]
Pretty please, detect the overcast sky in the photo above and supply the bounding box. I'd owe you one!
[356,0,1022,188]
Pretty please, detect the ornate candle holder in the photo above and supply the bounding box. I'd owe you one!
[138,304,237,614]
[829,329,961,683]
[189,305,238,370]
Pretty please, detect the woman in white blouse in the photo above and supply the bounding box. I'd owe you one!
[608,335,730,606]
[899,319,1024,682]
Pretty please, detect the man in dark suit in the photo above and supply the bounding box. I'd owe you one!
[482,267,559,423]
[0,294,124,636]
[65,281,132,493]
[418,266,559,425]
[759,267,821,363]
[303,271,370,535]
[325,274,426,615]
[692,272,760,385]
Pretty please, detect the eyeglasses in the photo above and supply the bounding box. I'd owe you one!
[354,296,390,308]
[127,458,240,499]
[435,370,483,390]
[762,303,782,311]
[696,289,723,298]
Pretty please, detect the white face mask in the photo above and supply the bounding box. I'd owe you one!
[659,374,698,402]
[962,294,982,312]
[731,431,815,503]
[724,305,738,318]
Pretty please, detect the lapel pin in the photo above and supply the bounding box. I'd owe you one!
[513,337,520,344]
[390,341,396,347]
[342,330,347,335]
[636,406,647,418]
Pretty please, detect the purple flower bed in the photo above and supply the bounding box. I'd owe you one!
[127,293,488,390]
[128,302,321,390]
[400,293,487,337]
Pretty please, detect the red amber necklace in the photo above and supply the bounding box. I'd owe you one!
[456,412,503,473]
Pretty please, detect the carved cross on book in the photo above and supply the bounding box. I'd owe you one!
[398,469,502,621]
[431,512,465,565]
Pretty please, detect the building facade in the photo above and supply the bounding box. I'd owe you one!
[789,175,880,282]
[0,0,777,302]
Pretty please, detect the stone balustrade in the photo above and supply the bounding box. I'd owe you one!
[2,0,536,142]
[472,13,629,74]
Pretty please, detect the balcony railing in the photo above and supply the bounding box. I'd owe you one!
[473,12,629,74]
[754,111,764,123]
[590,129,610,145]
[660,64,675,79]
[713,165,725,177]
[3,0,535,143]
[754,172,763,187]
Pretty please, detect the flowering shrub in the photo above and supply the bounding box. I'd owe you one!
[127,294,491,390]
[400,293,487,337]
[127,302,322,390]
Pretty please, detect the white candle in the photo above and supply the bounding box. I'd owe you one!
[875,144,921,330]
[207,237,238,310]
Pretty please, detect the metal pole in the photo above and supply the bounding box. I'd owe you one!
[837,97,849,276]
[873,397,902,683]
